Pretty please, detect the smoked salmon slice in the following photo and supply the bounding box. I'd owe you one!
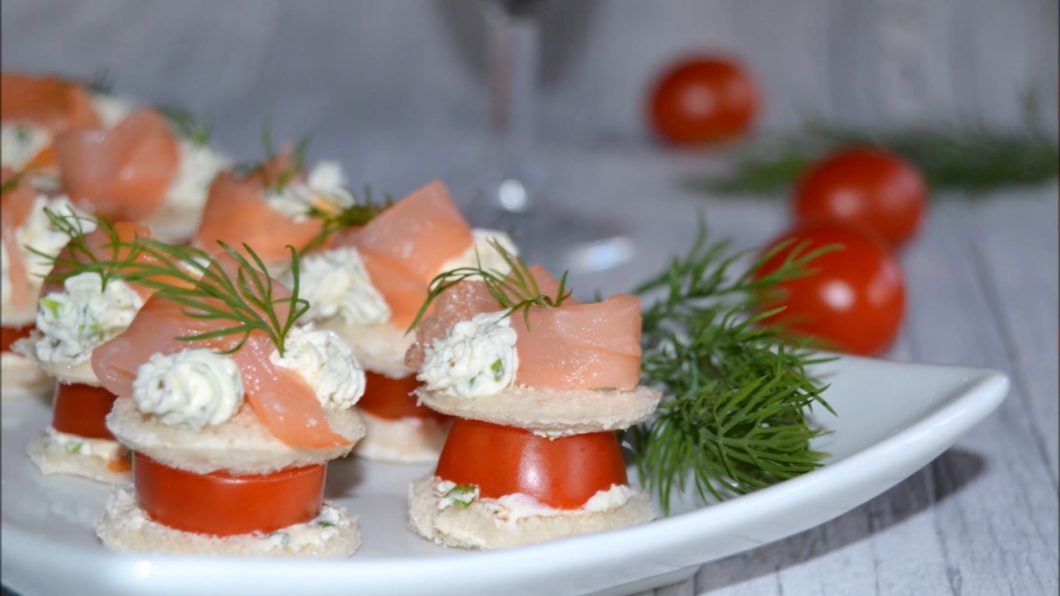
[91,253,352,450]
[53,108,179,222]
[356,248,428,329]
[345,180,472,284]
[1,73,101,132]
[1,168,36,310]
[194,170,324,263]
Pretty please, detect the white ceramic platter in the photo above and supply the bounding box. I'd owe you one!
[1,355,1007,596]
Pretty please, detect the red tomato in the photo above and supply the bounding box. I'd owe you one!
[134,454,325,536]
[794,147,926,250]
[648,56,759,145]
[0,324,33,353]
[435,419,628,509]
[52,383,118,440]
[357,372,447,421]
[756,224,905,356]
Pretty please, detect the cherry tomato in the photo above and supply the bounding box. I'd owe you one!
[435,419,628,509]
[357,372,447,421]
[52,382,119,440]
[134,453,325,536]
[756,224,905,356]
[1,324,33,353]
[648,56,759,145]
[794,147,926,250]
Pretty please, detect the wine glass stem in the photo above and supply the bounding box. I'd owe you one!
[485,2,540,212]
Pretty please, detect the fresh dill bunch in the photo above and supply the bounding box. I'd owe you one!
[408,240,571,332]
[688,121,1059,197]
[34,209,309,355]
[157,105,212,146]
[628,223,836,514]
[299,185,393,253]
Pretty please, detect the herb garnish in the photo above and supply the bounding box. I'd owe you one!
[408,240,571,332]
[628,224,837,513]
[1,174,22,195]
[35,209,308,355]
[157,105,212,146]
[299,185,392,253]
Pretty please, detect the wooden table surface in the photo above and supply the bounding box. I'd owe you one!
[2,1,1058,594]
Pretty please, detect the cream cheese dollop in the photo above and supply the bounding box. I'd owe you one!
[295,247,390,326]
[34,272,143,365]
[270,325,365,410]
[132,349,245,430]
[0,123,50,171]
[438,229,519,275]
[418,311,518,398]
[164,139,228,209]
[265,161,354,222]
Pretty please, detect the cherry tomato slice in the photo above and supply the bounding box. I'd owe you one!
[794,147,926,250]
[1,324,33,353]
[756,223,905,356]
[435,419,629,509]
[134,453,325,537]
[52,383,119,440]
[357,373,447,421]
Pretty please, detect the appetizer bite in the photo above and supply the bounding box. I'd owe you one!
[2,71,228,242]
[404,247,660,549]
[91,242,365,557]
[2,170,92,400]
[195,154,515,463]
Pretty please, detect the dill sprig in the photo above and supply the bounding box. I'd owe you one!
[35,209,308,355]
[300,185,393,253]
[157,105,211,146]
[408,240,571,332]
[82,70,115,95]
[628,224,837,513]
[233,127,311,190]
[1,174,22,194]
[687,121,1059,197]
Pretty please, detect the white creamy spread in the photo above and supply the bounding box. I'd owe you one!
[418,311,518,398]
[295,247,390,326]
[270,325,365,410]
[90,94,132,128]
[265,161,354,222]
[47,426,124,460]
[434,479,635,520]
[34,272,144,365]
[164,139,228,208]
[132,349,244,430]
[435,480,480,510]
[438,229,519,275]
[0,123,50,171]
[264,504,350,551]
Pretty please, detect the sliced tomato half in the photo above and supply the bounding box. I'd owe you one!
[435,419,629,509]
[1,324,33,353]
[357,372,447,421]
[134,454,325,537]
[51,383,119,440]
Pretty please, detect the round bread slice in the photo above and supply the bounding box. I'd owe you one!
[413,385,662,437]
[97,488,360,557]
[317,318,414,379]
[1,352,52,400]
[107,397,365,475]
[353,411,449,464]
[408,476,654,550]
[27,432,130,485]
[14,333,102,386]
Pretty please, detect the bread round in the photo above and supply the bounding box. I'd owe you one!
[1,352,53,400]
[353,411,449,464]
[413,385,662,437]
[16,333,102,386]
[407,476,654,550]
[26,432,131,485]
[106,397,365,475]
[97,488,360,558]
[317,318,414,379]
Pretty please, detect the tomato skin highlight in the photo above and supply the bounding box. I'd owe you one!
[52,383,119,440]
[1,325,33,353]
[435,419,629,509]
[794,147,926,250]
[134,454,325,537]
[357,372,446,421]
[756,224,905,356]
[649,56,759,146]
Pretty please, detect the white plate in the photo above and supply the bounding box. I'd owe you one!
[1,355,1007,596]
